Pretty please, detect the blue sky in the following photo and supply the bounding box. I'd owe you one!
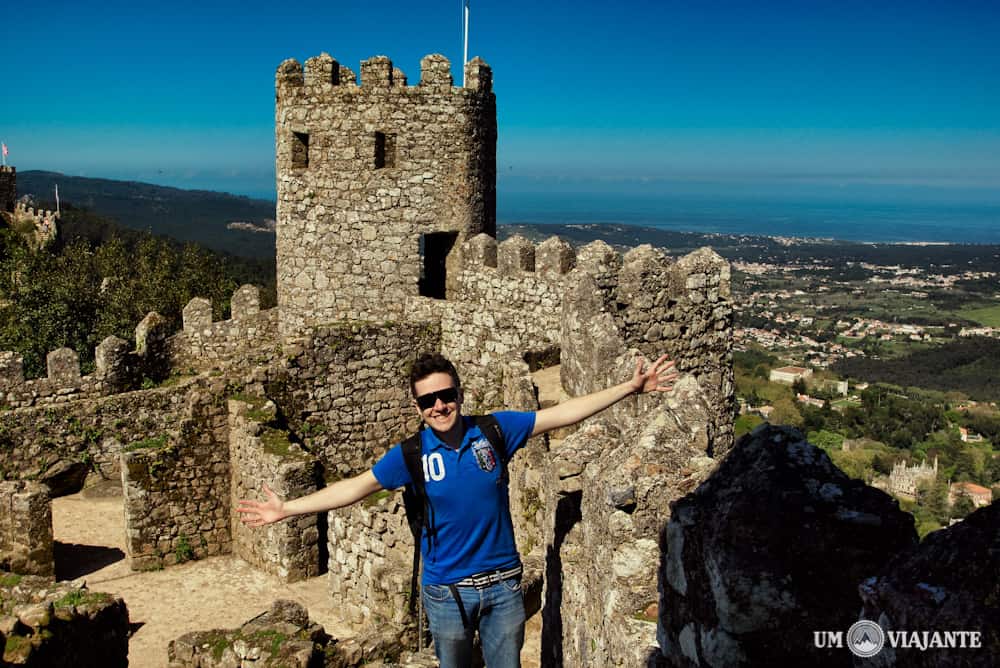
[3,0,999,205]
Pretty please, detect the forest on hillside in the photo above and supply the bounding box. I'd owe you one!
[0,204,276,378]
[17,171,277,259]
[832,337,1000,402]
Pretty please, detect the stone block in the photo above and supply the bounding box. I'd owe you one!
[498,235,535,275]
[420,53,453,89]
[657,425,917,667]
[183,297,212,333]
[361,55,394,88]
[304,52,339,86]
[0,351,25,390]
[231,284,261,320]
[46,347,80,386]
[536,236,575,275]
[465,56,493,91]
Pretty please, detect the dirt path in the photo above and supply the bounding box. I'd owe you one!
[52,484,355,668]
[52,480,543,668]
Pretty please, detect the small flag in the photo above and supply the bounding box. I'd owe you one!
[1,143,7,157]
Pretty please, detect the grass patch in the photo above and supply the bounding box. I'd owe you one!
[54,589,111,609]
[0,574,22,587]
[957,304,1000,328]
[175,533,194,563]
[125,434,169,452]
[363,489,393,507]
[4,633,31,658]
[249,629,288,656]
[158,374,195,388]
[231,392,266,409]
[260,428,305,458]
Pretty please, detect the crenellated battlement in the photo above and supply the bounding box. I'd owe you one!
[277,52,491,97]
[0,284,277,410]
[274,51,497,335]
[460,233,577,278]
[11,202,58,247]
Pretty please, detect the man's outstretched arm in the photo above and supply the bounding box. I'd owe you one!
[237,470,383,527]
[531,354,677,437]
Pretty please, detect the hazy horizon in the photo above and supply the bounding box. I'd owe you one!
[4,1,1000,203]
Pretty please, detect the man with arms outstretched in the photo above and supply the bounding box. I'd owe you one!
[238,352,676,668]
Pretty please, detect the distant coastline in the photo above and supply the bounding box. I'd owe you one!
[497,190,1000,246]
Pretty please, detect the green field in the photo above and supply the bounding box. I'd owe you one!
[957,304,1000,327]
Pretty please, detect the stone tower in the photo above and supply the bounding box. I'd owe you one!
[0,166,15,213]
[274,53,497,335]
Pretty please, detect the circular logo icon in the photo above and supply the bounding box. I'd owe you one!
[847,620,885,658]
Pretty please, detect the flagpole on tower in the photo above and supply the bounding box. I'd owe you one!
[55,184,60,215]
[462,0,470,86]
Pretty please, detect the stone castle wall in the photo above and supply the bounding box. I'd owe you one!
[434,233,571,411]
[561,241,734,455]
[274,53,496,333]
[12,202,59,246]
[228,397,321,582]
[262,320,440,479]
[0,380,199,484]
[542,376,721,666]
[165,285,280,373]
[0,481,53,576]
[119,386,231,571]
[327,493,413,626]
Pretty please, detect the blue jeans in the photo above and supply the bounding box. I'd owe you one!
[423,578,525,668]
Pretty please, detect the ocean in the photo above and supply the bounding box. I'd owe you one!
[497,191,1000,245]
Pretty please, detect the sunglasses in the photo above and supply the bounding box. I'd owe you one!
[415,387,459,410]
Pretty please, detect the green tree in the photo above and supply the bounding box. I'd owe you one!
[916,480,950,526]
[770,398,804,428]
[950,491,975,520]
[807,429,845,453]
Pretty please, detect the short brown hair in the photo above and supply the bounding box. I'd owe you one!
[409,353,461,397]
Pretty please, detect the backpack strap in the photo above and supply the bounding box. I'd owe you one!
[472,414,508,484]
[401,430,426,617]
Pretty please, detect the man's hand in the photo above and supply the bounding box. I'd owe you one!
[629,354,678,394]
[237,483,287,527]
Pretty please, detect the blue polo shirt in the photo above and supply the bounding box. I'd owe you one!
[372,411,536,585]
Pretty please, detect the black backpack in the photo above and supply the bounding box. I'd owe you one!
[400,414,506,617]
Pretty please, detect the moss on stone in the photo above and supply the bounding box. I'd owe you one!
[0,573,23,587]
[125,434,169,452]
[4,633,32,661]
[249,629,288,656]
[260,428,308,460]
[231,392,266,409]
[363,489,393,507]
[54,588,112,609]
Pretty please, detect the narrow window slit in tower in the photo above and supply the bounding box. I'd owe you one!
[292,131,309,169]
[374,131,396,169]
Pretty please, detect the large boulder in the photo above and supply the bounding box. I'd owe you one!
[855,501,999,667]
[657,424,918,667]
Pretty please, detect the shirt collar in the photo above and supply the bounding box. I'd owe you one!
[424,416,480,452]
